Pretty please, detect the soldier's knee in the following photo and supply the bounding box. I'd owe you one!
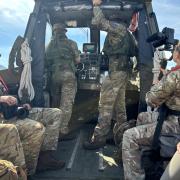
[30,121,45,142]
[3,123,16,130]
[46,108,62,115]
[137,112,150,124]
[123,129,131,142]
[31,121,45,134]
[53,108,62,115]
[4,124,19,136]
[122,128,135,149]
[137,112,148,121]
[47,108,63,123]
[22,119,45,135]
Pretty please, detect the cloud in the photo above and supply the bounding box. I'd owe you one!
[0,0,34,45]
[0,0,34,67]
[152,1,180,39]
[0,1,179,67]
[0,0,34,25]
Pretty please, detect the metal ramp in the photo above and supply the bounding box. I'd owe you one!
[31,125,124,180]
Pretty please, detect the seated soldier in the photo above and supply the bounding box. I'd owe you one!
[122,43,180,180]
[160,142,180,180]
[0,123,26,171]
[0,95,65,175]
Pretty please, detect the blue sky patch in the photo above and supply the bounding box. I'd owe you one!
[0,0,179,68]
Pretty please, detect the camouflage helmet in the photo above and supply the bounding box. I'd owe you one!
[53,23,67,33]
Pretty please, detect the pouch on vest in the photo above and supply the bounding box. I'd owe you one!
[0,160,26,180]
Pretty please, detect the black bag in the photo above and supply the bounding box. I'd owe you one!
[160,134,180,158]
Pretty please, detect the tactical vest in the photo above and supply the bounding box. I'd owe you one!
[103,31,136,57]
[103,31,137,72]
[48,38,76,73]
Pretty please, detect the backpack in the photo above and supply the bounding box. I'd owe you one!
[0,160,26,180]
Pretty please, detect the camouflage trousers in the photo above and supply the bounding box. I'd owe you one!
[51,70,77,134]
[0,124,25,168]
[92,71,128,142]
[3,108,62,175]
[122,111,180,180]
[29,108,62,151]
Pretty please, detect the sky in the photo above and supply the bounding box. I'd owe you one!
[0,0,180,68]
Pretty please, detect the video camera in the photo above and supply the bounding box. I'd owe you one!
[147,27,179,51]
[0,103,29,120]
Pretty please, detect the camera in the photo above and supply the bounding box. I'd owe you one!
[0,103,29,120]
[147,27,178,51]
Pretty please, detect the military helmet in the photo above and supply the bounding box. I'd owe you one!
[53,23,67,32]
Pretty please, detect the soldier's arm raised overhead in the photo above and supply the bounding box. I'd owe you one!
[91,0,126,35]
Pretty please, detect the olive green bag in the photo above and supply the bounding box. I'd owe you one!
[0,160,26,180]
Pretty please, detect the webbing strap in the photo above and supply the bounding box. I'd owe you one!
[152,104,168,150]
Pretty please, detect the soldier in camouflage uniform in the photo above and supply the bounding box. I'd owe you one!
[45,23,80,136]
[0,95,64,174]
[15,106,64,173]
[0,124,26,169]
[83,0,137,149]
[122,44,180,180]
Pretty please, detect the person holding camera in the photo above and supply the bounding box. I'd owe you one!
[0,95,65,175]
[121,43,180,180]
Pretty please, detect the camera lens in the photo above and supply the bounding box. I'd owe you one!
[17,107,29,119]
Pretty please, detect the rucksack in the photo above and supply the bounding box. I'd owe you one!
[0,160,26,180]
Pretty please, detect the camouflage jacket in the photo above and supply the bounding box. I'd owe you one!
[45,34,79,73]
[146,69,180,111]
[92,6,137,57]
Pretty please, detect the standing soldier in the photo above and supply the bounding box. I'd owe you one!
[122,43,180,180]
[83,0,137,149]
[45,23,80,137]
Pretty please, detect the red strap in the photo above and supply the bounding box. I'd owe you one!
[0,75,8,92]
[128,12,139,32]
[170,65,180,73]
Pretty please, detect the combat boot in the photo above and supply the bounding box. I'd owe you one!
[113,145,123,165]
[59,131,77,141]
[36,151,65,172]
[83,139,106,150]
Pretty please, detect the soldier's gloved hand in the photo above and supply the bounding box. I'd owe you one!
[0,96,17,106]
[22,103,32,110]
[92,0,102,6]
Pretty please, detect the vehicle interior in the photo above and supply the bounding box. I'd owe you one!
[0,0,170,179]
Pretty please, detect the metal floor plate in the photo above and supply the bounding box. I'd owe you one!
[31,125,124,180]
